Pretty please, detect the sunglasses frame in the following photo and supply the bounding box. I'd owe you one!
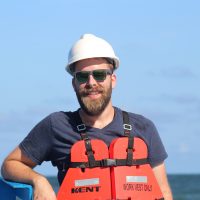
[74,69,113,84]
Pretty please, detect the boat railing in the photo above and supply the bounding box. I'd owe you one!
[0,177,33,200]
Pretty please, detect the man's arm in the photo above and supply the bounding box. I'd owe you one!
[153,162,173,200]
[1,146,57,200]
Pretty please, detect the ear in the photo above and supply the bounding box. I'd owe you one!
[111,74,117,89]
[72,77,76,91]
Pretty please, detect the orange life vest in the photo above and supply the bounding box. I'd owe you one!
[57,111,164,200]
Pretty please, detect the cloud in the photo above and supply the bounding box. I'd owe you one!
[42,96,75,106]
[178,142,190,153]
[0,105,53,134]
[0,111,38,134]
[160,66,196,78]
[134,92,200,118]
[158,94,200,123]
[136,93,200,107]
[0,95,79,135]
[159,93,200,105]
[147,66,197,79]
[145,109,180,124]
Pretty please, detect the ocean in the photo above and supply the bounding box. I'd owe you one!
[47,174,200,200]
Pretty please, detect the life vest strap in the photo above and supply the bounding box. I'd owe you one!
[122,110,132,136]
[83,138,97,168]
[69,158,148,168]
[122,111,136,166]
[126,136,134,166]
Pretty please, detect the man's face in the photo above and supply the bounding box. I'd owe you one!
[72,58,116,116]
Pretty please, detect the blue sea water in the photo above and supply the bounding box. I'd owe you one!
[168,174,200,200]
[47,174,200,200]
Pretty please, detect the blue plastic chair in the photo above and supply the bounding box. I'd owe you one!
[0,177,33,200]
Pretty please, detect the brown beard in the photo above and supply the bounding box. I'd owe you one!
[75,82,112,116]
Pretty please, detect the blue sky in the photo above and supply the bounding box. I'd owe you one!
[0,0,200,175]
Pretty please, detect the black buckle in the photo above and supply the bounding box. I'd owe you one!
[79,163,87,168]
[101,159,117,167]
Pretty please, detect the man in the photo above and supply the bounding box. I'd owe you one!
[1,34,173,199]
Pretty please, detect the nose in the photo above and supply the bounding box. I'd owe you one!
[86,74,97,86]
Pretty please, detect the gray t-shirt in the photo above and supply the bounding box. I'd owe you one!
[19,107,167,184]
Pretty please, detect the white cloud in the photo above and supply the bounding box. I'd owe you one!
[146,66,197,79]
[160,66,197,79]
[178,142,190,153]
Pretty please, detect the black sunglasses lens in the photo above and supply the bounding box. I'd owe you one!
[75,69,111,83]
[93,70,107,81]
[76,71,89,83]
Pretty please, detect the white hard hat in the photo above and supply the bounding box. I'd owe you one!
[66,34,120,75]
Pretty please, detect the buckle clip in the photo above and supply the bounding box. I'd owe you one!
[123,124,132,130]
[77,124,86,132]
[101,159,117,167]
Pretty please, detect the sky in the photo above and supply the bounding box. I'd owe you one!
[0,0,200,176]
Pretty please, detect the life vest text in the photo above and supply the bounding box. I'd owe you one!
[71,186,101,193]
[123,183,152,192]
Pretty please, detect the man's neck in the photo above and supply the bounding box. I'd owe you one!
[79,104,115,129]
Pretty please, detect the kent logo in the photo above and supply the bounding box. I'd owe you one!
[71,186,101,193]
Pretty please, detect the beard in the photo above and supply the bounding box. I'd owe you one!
[75,82,112,116]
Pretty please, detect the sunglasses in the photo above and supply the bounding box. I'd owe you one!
[74,69,113,84]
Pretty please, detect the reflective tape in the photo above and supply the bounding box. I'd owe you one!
[75,178,100,186]
[126,176,147,183]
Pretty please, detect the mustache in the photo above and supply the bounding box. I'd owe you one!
[79,87,104,96]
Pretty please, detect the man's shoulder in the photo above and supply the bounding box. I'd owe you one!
[45,110,78,126]
[128,111,151,123]
[130,112,154,130]
[115,107,151,122]
[115,107,155,131]
[48,110,77,119]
